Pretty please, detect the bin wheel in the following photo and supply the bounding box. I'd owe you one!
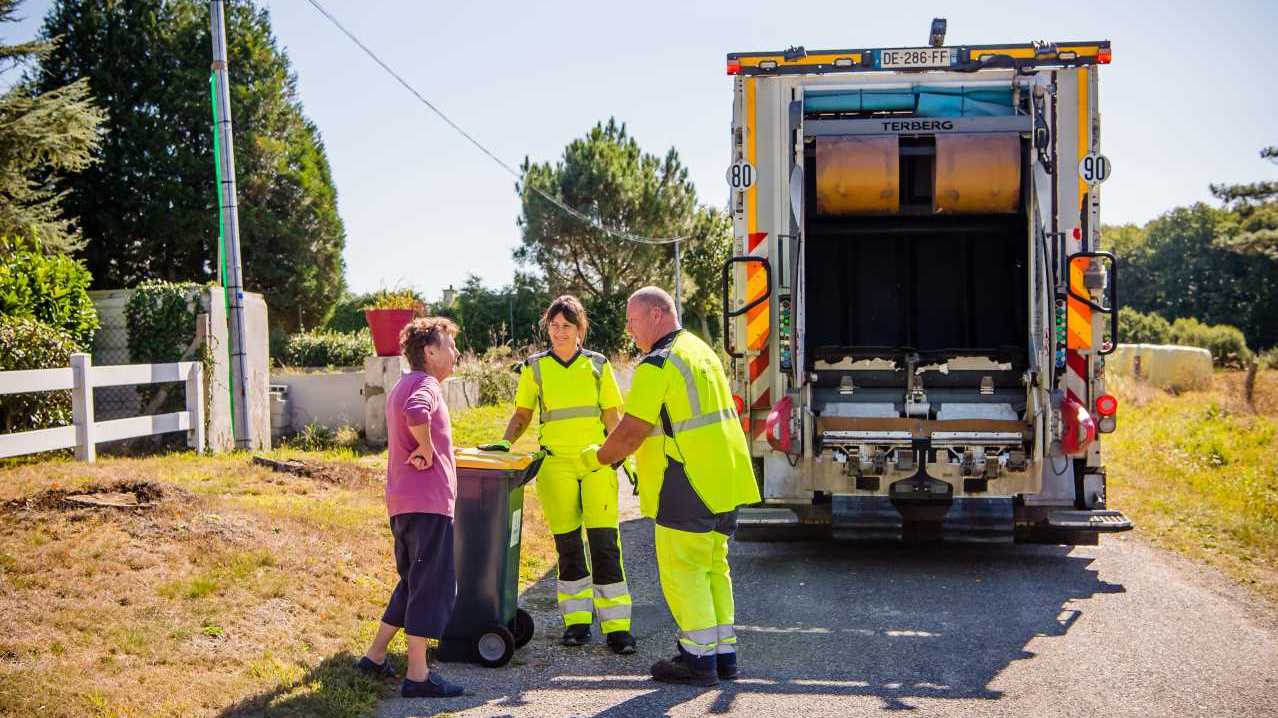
[474,624,515,668]
[509,608,534,648]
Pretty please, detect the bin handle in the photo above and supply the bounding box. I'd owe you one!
[519,450,547,486]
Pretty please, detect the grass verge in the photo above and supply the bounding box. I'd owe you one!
[1108,369,1278,603]
[0,405,551,718]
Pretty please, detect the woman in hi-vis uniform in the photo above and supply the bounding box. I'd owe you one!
[480,295,636,654]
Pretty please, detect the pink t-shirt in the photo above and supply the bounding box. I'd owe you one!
[385,372,456,518]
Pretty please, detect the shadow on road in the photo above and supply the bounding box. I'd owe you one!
[220,514,1125,717]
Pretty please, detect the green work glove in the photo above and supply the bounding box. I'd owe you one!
[622,457,639,496]
[476,440,512,452]
[578,444,603,473]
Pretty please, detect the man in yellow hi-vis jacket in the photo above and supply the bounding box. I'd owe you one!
[578,286,760,686]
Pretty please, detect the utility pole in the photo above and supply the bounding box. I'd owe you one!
[210,0,252,449]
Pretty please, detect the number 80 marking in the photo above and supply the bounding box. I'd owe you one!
[727,160,755,190]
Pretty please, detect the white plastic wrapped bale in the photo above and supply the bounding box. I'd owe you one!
[1108,344,1213,391]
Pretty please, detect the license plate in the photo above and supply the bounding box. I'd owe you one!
[877,47,956,69]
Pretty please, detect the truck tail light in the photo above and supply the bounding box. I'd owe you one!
[727,60,742,75]
[1097,47,1112,64]
[1060,395,1097,455]
[733,395,746,415]
[1095,394,1118,417]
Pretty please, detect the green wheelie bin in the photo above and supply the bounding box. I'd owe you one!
[437,447,544,667]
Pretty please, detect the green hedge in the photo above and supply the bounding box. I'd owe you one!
[1169,317,1252,368]
[283,329,373,368]
[0,316,79,433]
[1119,307,1172,345]
[0,236,98,348]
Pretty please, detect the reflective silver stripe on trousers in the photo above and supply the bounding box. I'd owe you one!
[541,405,602,422]
[716,625,737,652]
[678,627,719,656]
[597,604,632,621]
[592,581,630,600]
[560,598,594,615]
[557,576,592,596]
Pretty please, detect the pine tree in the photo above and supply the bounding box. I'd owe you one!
[0,0,103,254]
[35,0,346,333]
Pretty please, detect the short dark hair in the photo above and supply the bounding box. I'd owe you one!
[400,317,458,371]
[541,295,589,338]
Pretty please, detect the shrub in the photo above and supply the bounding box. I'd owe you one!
[0,236,99,348]
[287,423,362,452]
[1170,317,1252,368]
[363,289,427,312]
[125,281,201,363]
[0,316,79,433]
[1118,307,1172,345]
[326,291,377,334]
[282,329,372,368]
[455,353,519,406]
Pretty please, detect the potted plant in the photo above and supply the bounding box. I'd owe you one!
[363,289,426,357]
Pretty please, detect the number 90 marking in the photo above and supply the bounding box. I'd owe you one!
[1079,153,1111,185]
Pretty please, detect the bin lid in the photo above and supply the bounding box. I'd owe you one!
[454,447,537,471]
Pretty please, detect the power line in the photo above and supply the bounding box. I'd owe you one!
[302,0,688,246]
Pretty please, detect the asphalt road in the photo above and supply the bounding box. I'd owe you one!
[378,486,1278,718]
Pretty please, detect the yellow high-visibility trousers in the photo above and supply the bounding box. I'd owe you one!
[654,524,736,657]
[536,454,632,633]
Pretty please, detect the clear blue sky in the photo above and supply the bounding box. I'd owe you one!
[7,0,1277,300]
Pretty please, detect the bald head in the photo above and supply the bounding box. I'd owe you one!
[625,286,681,352]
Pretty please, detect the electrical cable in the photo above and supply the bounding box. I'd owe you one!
[303,0,688,246]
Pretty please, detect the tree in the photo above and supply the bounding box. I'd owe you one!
[679,206,732,343]
[35,0,346,334]
[454,273,549,354]
[0,0,103,253]
[1102,204,1278,350]
[516,119,695,299]
[1212,145,1278,261]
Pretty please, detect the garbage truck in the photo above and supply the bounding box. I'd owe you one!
[721,24,1133,543]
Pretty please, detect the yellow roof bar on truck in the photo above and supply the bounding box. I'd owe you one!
[726,41,1111,76]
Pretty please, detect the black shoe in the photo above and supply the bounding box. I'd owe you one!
[606,630,637,655]
[354,655,397,679]
[401,671,464,698]
[651,652,718,687]
[716,652,739,680]
[562,624,592,646]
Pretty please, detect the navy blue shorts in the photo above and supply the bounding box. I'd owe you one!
[381,513,457,639]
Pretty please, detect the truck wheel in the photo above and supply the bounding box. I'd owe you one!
[474,624,515,667]
[509,608,534,648]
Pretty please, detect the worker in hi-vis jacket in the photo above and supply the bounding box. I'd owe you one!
[481,295,637,655]
[577,286,761,686]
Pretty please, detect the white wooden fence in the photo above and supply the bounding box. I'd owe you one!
[0,353,204,462]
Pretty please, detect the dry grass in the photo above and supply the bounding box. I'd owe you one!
[0,406,551,718]
[1107,369,1278,603]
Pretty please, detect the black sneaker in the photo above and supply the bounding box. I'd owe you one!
[651,652,718,687]
[561,624,592,646]
[354,655,397,679]
[716,652,739,680]
[401,671,464,698]
[606,630,637,655]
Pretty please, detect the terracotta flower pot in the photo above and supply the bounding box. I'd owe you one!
[364,308,415,357]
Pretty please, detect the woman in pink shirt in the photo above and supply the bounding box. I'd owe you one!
[357,317,465,698]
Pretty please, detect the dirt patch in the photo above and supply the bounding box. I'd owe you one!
[251,456,380,486]
[2,480,169,514]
